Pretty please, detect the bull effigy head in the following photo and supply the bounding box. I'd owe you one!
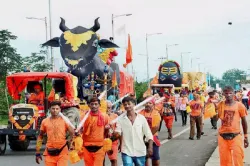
[42,17,118,69]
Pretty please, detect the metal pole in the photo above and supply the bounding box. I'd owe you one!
[45,17,49,62]
[146,34,149,87]
[166,45,168,60]
[49,0,53,71]
[112,14,114,42]
[181,53,183,73]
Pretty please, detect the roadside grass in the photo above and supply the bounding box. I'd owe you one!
[0,114,8,125]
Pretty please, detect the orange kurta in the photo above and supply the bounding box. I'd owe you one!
[189,100,203,117]
[217,102,247,166]
[40,117,69,166]
[81,111,109,166]
[28,92,45,105]
[140,109,161,136]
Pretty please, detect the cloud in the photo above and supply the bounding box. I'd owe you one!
[1,0,250,82]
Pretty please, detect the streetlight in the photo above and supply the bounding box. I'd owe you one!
[166,44,178,60]
[190,57,200,69]
[111,13,132,42]
[146,33,162,86]
[26,17,49,62]
[48,0,54,71]
[180,52,191,73]
[198,62,205,72]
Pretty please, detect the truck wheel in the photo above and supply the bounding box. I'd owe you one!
[0,135,6,155]
[8,136,30,151]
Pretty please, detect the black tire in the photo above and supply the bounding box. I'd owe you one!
[0,135,6,155]
[8,135,30,151]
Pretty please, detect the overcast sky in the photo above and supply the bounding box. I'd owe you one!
[1,0,250,81]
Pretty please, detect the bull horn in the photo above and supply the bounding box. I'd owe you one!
[59,17,69,32]
[90,17,100,32]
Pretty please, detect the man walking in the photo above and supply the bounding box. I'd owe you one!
[81,97,110,166]
[140,98,161,166]
[189,94,204,140]
[35,101,75,166]
[115,97,153,166]
[217,86,248,166]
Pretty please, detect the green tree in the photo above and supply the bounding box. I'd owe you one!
[135,81,148,102]
[0,30,22,80]
[222,69,245,88]
[22,49,52,72]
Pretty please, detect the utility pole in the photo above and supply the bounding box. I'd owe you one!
[48,0,54,71]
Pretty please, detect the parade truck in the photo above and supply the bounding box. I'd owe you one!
[182,72,207,91]
[0,72,80,155]
[143,60,182,97]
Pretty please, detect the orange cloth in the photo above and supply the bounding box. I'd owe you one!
[40,117,69,156]
[218,134,244,166]
[82,146,106,166]
[28,91,45,105]
[189,100,203,117]
[155,102,163,114]
[218,102,247,134]
[163,115,174,129]
[140,109,161,136]
[108,141,118,160]
[44,154,68,166]
[82,111,109,146]
[107,113,119,160]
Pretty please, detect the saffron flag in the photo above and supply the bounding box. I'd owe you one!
[123,34,132,68]
[112,71,117,88]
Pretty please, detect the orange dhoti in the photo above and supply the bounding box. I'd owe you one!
[44,154,69,166]
[218,134,244,166]
[82,146,106,166]
[163,115,174,129]
[107,141,118,160]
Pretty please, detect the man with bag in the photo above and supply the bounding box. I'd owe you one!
[217,86,248,166]
[140,97,161,166]
[35,100,75,166]
[81,97,110,166]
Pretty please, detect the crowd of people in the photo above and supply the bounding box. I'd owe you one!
[34,85,249,166]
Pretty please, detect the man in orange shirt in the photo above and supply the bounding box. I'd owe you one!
[140,98,161,166]
[35,101,75,166]
[217,86,248,166]
[161,93,176,139]
[189,94,204,140]
[81,97,109,166]
[28,84,45,105]
[106,101,118,166]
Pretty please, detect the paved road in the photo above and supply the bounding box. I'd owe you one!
[0,114,218,166]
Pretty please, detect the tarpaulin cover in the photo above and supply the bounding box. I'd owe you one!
[6,72,76,101]
[119,71,134,97]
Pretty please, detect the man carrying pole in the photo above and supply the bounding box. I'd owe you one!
[80,97,110,166]
[35,101,75,166]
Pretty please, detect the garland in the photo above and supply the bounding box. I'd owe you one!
[9,104,39,130]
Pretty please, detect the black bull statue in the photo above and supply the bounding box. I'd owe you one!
[42,17,120,98]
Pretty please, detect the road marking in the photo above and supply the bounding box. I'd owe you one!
[160,127,190,145]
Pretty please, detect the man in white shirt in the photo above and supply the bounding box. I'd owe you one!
[115,97,153,166]
[242,87,249,110]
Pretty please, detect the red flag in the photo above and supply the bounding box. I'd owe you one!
[123,34,132,68]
